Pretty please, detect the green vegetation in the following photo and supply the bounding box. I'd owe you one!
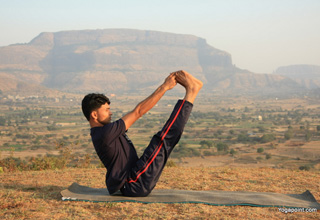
[257,147,264,153]
[284,127,294,140]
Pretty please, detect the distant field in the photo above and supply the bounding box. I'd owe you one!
[1,94,320,172]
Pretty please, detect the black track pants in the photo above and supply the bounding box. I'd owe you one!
[120,99,193,197]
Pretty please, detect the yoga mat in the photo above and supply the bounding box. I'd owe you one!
[61,182,320,209]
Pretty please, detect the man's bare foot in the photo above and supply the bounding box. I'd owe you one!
[176,70,203,104]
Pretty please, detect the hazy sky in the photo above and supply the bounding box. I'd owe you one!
[1,0,319,73]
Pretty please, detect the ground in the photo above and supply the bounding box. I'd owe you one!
[1,167,319,219]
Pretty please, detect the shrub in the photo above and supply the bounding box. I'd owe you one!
[172,144,201,158]
[76,153,92,168]
[217,129,224,135]
[203,150,215,156]
[284,130,293,140]
[47,125,58,131]
[0,116,6,126]
[15,134,34,139]
[216,142,229,152]
[257,126,266,133]
[260,134,276,143]
[257,147,264,153]
[166,160,177,167]
[0,157,24,172]
[305,131,312,142]
[299,165,312,171]
[230,148,236,156]
[199,140,214,148]
[237,134,250,142]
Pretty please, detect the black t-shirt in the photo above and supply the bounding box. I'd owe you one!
[90,119,139,194]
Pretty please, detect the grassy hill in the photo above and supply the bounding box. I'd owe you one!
[0,167,319,219]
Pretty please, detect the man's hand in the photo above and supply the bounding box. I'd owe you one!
[162,71,178,91]
[175,70,203,104]
[122,71,179,130]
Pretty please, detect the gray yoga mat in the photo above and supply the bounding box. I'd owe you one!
[61,182,320,209]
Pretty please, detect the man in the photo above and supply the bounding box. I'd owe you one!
[82,70,202,197]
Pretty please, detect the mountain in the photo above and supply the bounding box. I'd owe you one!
[274,65,320,89]
[0,29,314,96]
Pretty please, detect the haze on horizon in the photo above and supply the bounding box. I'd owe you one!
[1,0,319,74]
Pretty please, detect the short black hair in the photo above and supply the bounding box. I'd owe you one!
[81,93,111,121]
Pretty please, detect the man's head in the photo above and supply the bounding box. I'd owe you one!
[82,93,112,126]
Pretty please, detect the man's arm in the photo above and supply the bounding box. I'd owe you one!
[121,72,177,130]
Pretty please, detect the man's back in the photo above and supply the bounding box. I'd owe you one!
[90,118,138,194]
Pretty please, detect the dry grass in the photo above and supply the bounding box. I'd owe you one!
[1,166,319,219]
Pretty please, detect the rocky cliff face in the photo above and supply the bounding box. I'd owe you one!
[0,29,315,95]
[0,29,234,93]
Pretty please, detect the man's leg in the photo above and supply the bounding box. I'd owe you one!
[121,71,202,197]
[121,99,192,197]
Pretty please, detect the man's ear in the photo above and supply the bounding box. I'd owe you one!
[90,111,98,120]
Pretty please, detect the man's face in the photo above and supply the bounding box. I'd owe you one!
[94,103,112,125]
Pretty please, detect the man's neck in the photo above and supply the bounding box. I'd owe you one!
[90,120,104,128]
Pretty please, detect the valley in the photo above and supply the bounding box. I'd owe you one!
[1,92,319,171]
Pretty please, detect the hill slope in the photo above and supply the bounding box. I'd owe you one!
[0,167,319,219]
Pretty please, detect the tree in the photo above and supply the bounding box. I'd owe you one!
[217,129,223,135]
[216,142,229,152]
[306,121,310,131]
[284,130,293,140]
[200,140,214,148]
[230,148,236,156]
[257,147,264,153]
[260,134,276,143]
[305,131,312,142]
[0,117,5,126]
[257,126,266,133]
[237,134,250,142]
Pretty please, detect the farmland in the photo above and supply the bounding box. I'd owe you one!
[1,92,320,171]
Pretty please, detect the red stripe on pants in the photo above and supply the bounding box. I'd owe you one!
[127,99,185,183]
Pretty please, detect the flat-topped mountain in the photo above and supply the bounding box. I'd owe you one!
[0,29,315,96]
